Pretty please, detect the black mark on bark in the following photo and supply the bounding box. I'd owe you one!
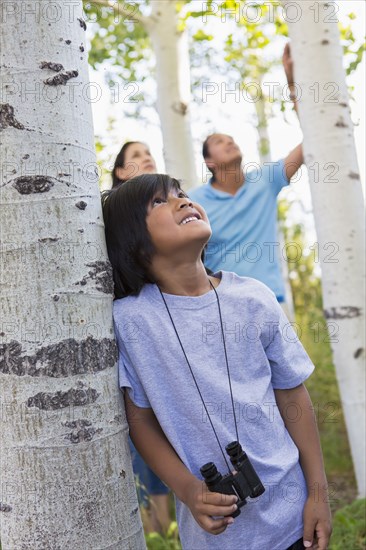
[354,348,364,359]
[75,261,114,294]
[11,175,56,194]
[130,507,139,516]
[38,237,60,243]
[324,306,362,320]
[321,39,330,45]
[80,45,85,52]
[63,419,103,444]
[39,61,64,72]
[28,384,100,410]
[0,337,117,377]
[335,118,348,128]
[76,201,87,210]
[172,101,188,115]
[348,172,360,180]
[119,470,126,478]
[44,70,78,86]
[78,18,87,30]
[0,104,25,131]
[0,503,12,513]
[65,40,71,45]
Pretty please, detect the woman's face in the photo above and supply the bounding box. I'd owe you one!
[116,143,157,181]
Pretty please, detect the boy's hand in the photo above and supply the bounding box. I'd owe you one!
[184,478,238,535]
[302,495,332,549]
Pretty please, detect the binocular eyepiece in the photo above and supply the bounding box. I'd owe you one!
[200,441,265,517]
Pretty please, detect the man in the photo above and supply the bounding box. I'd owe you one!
[189,44,302,305]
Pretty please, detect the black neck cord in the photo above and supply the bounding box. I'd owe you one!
[158,279,240,474]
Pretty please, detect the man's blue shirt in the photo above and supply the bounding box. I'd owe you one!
[189,160,289,298]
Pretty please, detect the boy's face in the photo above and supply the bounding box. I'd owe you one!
[146,189,211,259]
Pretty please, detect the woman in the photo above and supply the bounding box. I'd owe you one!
[112,141,157,188]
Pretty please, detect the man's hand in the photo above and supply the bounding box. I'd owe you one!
[184,478,238,535]
[283,42,294,86]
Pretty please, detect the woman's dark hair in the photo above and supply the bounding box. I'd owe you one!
[111,141,140,189]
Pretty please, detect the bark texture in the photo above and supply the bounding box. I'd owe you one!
[0,1,146,547]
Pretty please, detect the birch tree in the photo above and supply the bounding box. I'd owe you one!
[89,0,197,186]
[0,1,146,547]
[282,0,365,497]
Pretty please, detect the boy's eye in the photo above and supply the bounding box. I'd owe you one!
[152,197,166,206]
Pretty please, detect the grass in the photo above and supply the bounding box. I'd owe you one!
[329,498,366,550]
[146,522,181,550]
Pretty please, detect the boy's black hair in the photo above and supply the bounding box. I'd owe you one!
[111,141,140,189]
[102,173,190,298]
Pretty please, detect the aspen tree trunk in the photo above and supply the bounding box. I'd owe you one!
[283,0,365,496]
[254,84,295,319]
[254,87,271,164]
[0,1,146,547]
[147,0,197,187]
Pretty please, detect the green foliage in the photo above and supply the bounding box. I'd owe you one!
[85,2,151,81]
[222,1,281,80]
[193,29,214,42]
[330,499,366,550]
[146,522,181,550]
[339,16,366,76]
[346,41,366,76]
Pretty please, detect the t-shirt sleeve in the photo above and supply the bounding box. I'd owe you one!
[266,158,289,196]
[114,320,151,408]
[264,295,314,389]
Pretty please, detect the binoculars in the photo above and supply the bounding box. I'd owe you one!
[200,441,265,517]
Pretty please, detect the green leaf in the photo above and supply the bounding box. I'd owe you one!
[193,29,213,41]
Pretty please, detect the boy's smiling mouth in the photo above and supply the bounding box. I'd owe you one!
[179,212,202,225]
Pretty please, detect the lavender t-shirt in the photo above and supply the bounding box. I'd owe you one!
[114,272,314,550]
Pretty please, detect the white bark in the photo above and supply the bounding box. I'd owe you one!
[283,0,365,496]
[254,89,271,165]
[147,0,197,188]
[0,1,146,547]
